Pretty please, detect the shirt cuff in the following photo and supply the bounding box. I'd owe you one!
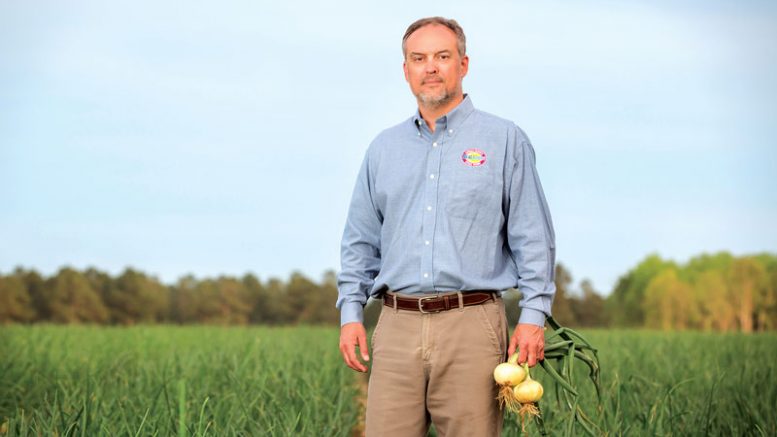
[518,307,547,327]
[340,301,365,326]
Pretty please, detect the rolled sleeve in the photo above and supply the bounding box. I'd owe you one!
[506,127,556,327]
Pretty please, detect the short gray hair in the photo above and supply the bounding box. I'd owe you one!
[402,17,466,58]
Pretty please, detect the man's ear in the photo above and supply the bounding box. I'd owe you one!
[460,55,469,78]
[403,61,409,82]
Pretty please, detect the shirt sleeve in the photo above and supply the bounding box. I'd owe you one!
[336,149,383,326]
[506,126,557,327]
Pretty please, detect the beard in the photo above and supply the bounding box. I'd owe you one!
[415,77,457,108]
[417,88,453,108]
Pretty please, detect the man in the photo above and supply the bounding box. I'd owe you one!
[336,17,556,436]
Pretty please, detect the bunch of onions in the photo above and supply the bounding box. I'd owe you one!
[493,356,544,424]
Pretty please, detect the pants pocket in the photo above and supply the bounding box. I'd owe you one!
[371,306,386,354]
[475,303,505,357]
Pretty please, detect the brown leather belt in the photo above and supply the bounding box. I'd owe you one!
[383,291,498,313]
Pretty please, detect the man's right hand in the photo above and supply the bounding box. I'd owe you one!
[339,322,370,373]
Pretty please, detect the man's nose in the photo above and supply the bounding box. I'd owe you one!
[424,59,439,74]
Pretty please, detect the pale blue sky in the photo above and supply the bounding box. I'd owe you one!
[2,0,775,294]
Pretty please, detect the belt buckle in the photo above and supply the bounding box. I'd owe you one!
[418,295,441,314]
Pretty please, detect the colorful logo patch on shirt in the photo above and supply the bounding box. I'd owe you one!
[461,148,486,167]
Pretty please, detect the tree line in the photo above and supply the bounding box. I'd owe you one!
[0,267,339,325]
[606,252,777,332]
[1,251,775,330]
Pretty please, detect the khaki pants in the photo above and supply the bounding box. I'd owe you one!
[365,292,508,437]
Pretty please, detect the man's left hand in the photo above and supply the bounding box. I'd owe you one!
[508,323,545,367]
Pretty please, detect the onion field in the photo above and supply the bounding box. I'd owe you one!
[0,326,359,436]
[1,326,775,436]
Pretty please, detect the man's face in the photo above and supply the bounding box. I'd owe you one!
[403,24,469,108]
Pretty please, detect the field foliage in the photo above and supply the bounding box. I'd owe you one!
[1,326,776,436]
[1,326,358,436]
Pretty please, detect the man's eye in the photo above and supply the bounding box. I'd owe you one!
[439,54,450,60]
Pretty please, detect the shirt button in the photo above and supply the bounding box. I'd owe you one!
[426,206,432,211]
[432,142,438,147]
[429,174,435,179]
[448,129,453,134]
[425,240,430,245]
[423,273,429,278]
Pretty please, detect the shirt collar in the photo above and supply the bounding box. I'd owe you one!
[412,93,475,133]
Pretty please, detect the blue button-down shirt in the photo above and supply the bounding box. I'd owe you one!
[336,95,556,327]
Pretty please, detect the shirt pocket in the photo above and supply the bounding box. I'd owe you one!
[443,160,498,220]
